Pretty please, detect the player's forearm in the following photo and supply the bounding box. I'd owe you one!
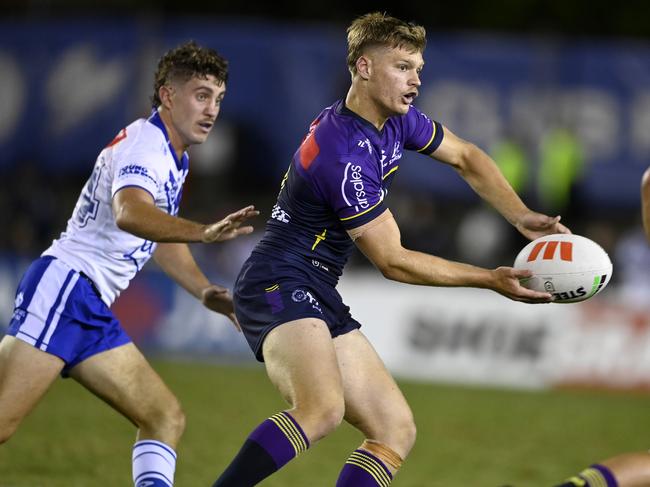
[380,247,493,288]
[114,200,206,243]
[153,243,210,299]
[642,169,650,243]
[457,145,528,225]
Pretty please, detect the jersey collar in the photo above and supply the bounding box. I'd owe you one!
[336,99,383,136]
[147,109,189,172]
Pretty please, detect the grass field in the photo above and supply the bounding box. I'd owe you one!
[1,360,648,487]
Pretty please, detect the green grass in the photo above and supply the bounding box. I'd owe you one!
[1,360,648,486]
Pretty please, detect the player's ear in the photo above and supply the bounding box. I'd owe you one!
[356,55,371,80]
[159,84,174,109]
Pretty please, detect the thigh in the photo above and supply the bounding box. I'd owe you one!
[334,330,414,453]
[262,318,344,429]
[68,343,178,429]
[0,336,64,428]
[264,318,342,405]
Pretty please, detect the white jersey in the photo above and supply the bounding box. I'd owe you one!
[43,110,189,306]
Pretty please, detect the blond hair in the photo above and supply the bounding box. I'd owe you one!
[347,12,426,74]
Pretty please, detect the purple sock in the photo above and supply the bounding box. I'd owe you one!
[249,411,309,468]
[584,464,618,487]
[336,449,393,487]
[213,411,309,486]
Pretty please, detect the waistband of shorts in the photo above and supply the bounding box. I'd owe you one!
[78,271,102,299]
[250,249,340,286]
[41,255,102,300]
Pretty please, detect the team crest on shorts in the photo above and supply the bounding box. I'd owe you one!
[291,289,322,313]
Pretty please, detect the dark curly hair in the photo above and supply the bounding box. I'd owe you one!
[152,41,229,107]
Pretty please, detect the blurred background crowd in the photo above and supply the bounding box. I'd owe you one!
[1,1,650,371]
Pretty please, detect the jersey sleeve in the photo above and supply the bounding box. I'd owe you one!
[111,151,163,200]
[313,157,387,230]
[403,105,444,156]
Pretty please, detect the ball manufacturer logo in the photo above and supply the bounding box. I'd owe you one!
[527,241,573,262]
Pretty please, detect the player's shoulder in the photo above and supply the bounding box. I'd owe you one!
[304,101,374,169]
[397,104,431,127]
[111,117,170,163]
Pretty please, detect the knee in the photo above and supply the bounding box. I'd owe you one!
[317,401,346,435]
[138,398,186,443]
[296,397,345,441]
[397,416,417,454]
[376,409,417,457]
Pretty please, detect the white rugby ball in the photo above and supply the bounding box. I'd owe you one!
[513,233,612,303]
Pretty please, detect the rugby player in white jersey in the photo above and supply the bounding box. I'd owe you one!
[0,41,258,487]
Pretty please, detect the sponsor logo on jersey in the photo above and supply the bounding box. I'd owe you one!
[380,142,402,168]
[291,289,322,313]
[311,259,329,272]
[341,163,370,211]
[118,164,157,186]
[271,204,291,223]
[358,138,372,154]
[15,291,24,308]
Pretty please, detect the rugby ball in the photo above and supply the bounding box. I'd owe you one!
[513,234,612,303]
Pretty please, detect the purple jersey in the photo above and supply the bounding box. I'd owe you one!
[255,99,443,284]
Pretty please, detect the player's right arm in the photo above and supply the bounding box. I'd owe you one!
[112,187,258,243]
[351,209,553,303]
[642,168,650,244]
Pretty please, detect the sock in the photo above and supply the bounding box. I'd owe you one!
[555,464,618,487]
[337,449,393,487]
[213,411,309,487]
[132,439,177,487]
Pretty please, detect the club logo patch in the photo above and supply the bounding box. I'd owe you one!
[291,289,322,313]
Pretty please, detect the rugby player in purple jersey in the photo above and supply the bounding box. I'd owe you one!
[213,12,569,487]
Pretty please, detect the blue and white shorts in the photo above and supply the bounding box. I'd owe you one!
[6,256,131,375]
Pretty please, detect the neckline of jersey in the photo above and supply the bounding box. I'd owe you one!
[336,100,384,136]
[147,109,189,172]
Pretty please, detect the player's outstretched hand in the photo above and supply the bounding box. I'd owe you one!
[202,205,260,243]
[490,267,553,303]
[201,285,241,331]
[515,211,571,241]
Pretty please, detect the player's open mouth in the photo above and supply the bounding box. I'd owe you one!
[402,92,417,104]
[198,121,213,132]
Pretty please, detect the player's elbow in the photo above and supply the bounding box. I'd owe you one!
[450,141,480,174]
[374,253,407,282]
[379,264,403,281]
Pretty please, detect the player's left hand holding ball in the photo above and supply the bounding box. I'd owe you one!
[489,266,554,303]
[201,284,241,331]
[515,211,571,240]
